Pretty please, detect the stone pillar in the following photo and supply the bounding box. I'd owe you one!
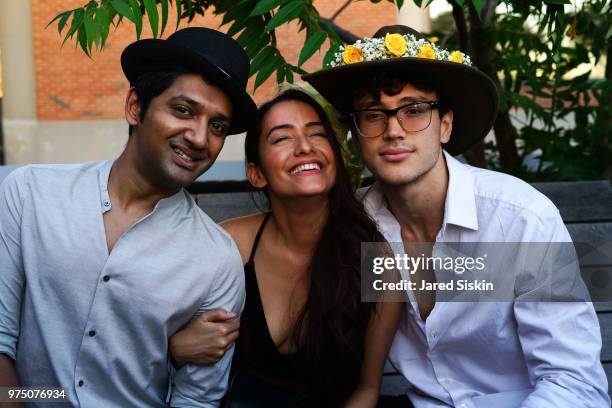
[0,0,38,164]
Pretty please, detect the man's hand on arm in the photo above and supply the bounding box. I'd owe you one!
[170,309,240,367]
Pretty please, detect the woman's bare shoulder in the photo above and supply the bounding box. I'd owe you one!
[220,213,268,262]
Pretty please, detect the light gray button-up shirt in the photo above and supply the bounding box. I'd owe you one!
[0,160,245,407]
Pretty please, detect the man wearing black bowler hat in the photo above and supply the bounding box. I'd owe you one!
[0,28,256,406]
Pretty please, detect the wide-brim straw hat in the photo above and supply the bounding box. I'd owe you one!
[303,25,499,155]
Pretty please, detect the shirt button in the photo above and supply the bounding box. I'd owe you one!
[78,380,84,387]
[103,275,110,282]
[88,330,96,337]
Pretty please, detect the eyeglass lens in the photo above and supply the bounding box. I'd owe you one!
[354,102,434,138]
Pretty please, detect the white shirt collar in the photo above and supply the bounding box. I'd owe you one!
[442,150,478,233]
[362,150,479,237]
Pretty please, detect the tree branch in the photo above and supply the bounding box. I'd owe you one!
[330,0,352,21]
[321,18,359,44]
[451,1,469,52]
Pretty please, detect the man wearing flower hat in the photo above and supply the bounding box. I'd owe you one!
[0,28,256,406]
[304,25,609,407]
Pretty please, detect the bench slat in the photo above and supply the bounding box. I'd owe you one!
[583,266,612,303]
[196,186,612,228]
[604,363,612,395]
[600,313,612,362]
[567,223,612,244]
[531,181,612,223]
[380,374,411,396]
[196,192,263,222]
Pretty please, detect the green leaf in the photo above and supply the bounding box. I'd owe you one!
[143,0,159,37]
[226,22,246,37]
[184,0,193,18]
[245,34,269,58]
[175,0,182,29]
[254,56,279,90]
[128,0,143,38]
[83,13,98,49]
[58,12,71,33]
[453,0,465,6]
[250,0,282,16]
[160,0,169,35]
[110,0,135,22]
[322,41,341,67]
[413,0,423,8]
[471,0,483,19]
[276,65,285,83]
[250,46,276,75]
[63,8,85,45]
[221,3,251,27]
[48,10,69,31]
[237,24,262,48]
[286,63,306,75]
[77,25,91,57]
[298,31,326,66]
[264,1,303,32]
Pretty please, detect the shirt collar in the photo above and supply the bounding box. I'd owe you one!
[441,150,478,233]
[362,150,479,236]
[97,159,187,214]
[98,160,114,214]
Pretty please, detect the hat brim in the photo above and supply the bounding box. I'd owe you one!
[121,39,256,135]
[303,58,498,155]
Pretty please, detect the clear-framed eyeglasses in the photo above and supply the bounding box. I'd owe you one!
[351,100,440,138]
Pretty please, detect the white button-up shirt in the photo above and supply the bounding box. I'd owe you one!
[363,151,610,407]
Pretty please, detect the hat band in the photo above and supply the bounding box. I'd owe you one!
[329,33,472,68]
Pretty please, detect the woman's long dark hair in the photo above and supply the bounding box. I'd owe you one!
[245,89,386,405]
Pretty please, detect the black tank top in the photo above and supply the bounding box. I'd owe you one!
[231,213,307,393]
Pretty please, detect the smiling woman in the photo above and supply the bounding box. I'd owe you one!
[169,89,402,407]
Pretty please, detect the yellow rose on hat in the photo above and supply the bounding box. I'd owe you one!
[385,33,407,57]
[450,51,463,63]
[342,45,363,64]
[417,44,436,59]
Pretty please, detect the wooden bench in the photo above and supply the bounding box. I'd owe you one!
[191,180,612,399]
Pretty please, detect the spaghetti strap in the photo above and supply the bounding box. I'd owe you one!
[247,212,271,264]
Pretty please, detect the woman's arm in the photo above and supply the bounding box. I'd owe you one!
[170,309,240,367]
[344,300,403,408]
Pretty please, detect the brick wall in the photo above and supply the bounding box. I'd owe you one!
[31,0,397,121]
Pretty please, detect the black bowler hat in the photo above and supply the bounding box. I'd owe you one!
[303,25,499,155]
[121,27,256,135]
